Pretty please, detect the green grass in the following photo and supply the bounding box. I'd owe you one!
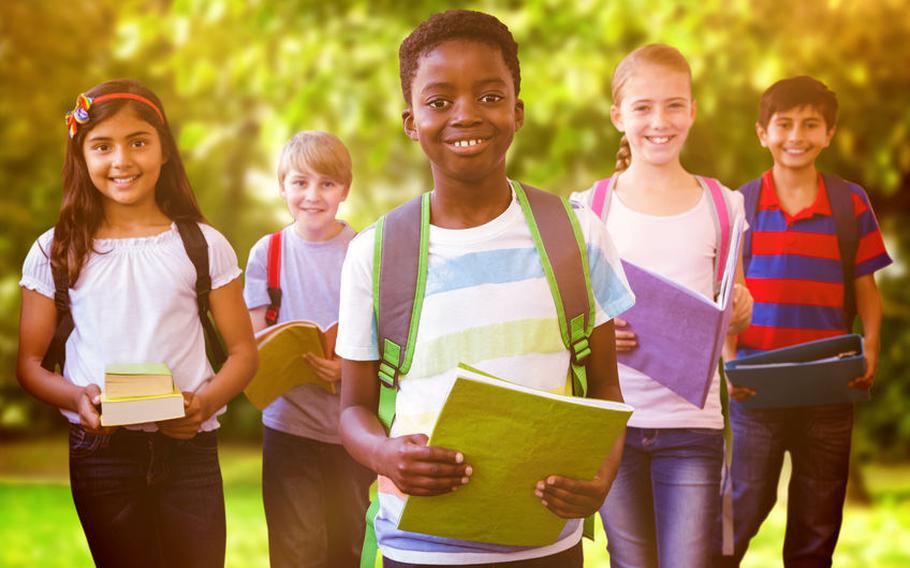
[1,439,909,567]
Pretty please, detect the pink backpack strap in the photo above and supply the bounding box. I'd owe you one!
[590,176,615,220]
[700,176,733,292]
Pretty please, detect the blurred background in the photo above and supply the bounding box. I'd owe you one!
[1,0,908,566]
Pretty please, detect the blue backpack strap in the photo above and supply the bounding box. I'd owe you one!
[738,177,763,276]
[175,220,228,371]
[822,173,860,330]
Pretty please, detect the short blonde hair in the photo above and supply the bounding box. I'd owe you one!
[277,131,353,187]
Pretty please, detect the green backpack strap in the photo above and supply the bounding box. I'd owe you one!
[372,192,430,430]
[513,181,595,397]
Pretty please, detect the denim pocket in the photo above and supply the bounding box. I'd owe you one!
[69,425,111,459]
[179,431,218,455]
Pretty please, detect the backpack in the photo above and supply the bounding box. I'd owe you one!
[41,220,228,374]
[360,180,598,567]
[739,173,859,330]
[588,174,734,297]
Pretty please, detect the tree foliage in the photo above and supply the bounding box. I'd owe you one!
[1,0,907,452]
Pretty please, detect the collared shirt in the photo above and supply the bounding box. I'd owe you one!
[738,170,892,355]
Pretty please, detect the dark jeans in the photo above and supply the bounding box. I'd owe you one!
[714,403,853,567]
[262,426,375,568]
[601,427,724,568]
[382,541,583,567]
[68,425,225,568]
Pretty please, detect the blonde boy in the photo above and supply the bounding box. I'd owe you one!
[243,131,374,567]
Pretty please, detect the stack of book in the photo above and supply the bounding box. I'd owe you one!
[100,363,185,426]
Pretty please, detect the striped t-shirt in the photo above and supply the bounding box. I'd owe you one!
[738,170,892,356]
[336,184,635,565]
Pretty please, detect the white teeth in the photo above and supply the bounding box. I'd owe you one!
[784,148,807,154]
[647,136,670,144]
[453,139,483,148]
[112,176,137,184]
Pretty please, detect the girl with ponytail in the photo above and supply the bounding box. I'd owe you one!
[572,45,753,567]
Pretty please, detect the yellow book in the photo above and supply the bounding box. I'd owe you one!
[244,320,339,410]
[104,363,174,398]
[100,387,185,426]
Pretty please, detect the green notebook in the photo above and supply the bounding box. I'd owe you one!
[396,364,633,546]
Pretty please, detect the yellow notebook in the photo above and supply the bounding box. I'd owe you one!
[100,363,186,426]
[244,320,339,410]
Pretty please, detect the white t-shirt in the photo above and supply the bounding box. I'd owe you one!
[20,223,242,432]
[336,184,635,565]
[572,182,746,429]
[243,223,355,444]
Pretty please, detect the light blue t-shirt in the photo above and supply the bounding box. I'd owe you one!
[244,223,355,443]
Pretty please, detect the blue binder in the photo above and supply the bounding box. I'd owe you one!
[725,334,870,409]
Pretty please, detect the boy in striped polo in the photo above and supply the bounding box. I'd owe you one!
[335,10,635,567]
[720,76,892,567]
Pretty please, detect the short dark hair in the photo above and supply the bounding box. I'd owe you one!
[758,75,838,130]
[399,9,521,104]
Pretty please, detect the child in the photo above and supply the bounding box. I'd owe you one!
[335,9,635,567]
[717,76,892,567]
[243,131,374,567]
[571,44,753,567]
[16,79,258,567]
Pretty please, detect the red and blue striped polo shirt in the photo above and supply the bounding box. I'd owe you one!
[738,170,892,356]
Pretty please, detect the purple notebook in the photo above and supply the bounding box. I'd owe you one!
[618,217,743,407]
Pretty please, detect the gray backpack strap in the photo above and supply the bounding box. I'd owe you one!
[516,181,595,396]
[373,193,429,429]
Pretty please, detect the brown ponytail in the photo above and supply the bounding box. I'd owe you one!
[615,135,632,172]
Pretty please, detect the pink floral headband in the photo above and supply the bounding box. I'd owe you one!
[65,92,165,138]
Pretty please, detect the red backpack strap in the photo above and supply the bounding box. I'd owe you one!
[590,176,615,220]
[700,177,733,294]
[265,231,283,326]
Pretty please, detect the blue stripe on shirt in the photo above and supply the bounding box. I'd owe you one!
[746,254,844,283]
[751,302,846,330]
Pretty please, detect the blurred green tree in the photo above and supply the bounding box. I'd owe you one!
[1,0,907,453]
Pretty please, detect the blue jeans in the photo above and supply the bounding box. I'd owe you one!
[68,425,225,568]
[600,427,724,568]
[262,426,375,568]
[715,403,853,567]
[381,541,583,567]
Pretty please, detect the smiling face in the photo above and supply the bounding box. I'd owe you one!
[757,105,834,172]
[611,63,695,168]
[82,106,166,211]
[402,39,524,187]
[280,167,349,239]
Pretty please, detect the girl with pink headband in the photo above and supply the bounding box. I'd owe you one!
[17,79,257,567]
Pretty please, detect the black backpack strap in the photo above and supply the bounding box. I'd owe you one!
[823,173,860,330]
[738,177,763,276]
[176,220,228,371]
[40,264,74,372]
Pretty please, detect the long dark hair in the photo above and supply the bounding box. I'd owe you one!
[52,79,205,284]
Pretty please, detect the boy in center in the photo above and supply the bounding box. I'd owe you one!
[336,9,636,567]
